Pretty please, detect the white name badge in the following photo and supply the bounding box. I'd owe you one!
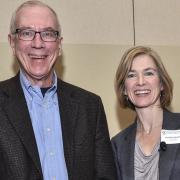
[161,129,180,144]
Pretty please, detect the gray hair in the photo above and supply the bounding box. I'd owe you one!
[9,0,61,36]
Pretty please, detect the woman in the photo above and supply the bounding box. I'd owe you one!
[111,46,180,180]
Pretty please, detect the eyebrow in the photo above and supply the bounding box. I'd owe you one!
[144,67,157,72]
[128,67,158,74]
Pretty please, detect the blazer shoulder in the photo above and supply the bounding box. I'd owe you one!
[164,109,180,117]
[58,79,101,101]
[111,121,136,144]
[0,75,21,96]
[163,109,180,129]
[0,75,19,90]
[0,77,11,88]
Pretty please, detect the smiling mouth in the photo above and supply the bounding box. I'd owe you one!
[134,90,151,95]
[29,54,48,59]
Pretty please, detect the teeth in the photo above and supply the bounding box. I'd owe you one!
[134,90,150,95]
[29,54,47,59]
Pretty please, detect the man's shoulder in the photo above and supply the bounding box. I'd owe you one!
[0,76,19,104]
[0,75,19,94]
[0,75,18,88]
[57,79,101,101]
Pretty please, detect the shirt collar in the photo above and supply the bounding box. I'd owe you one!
[20,70,58,97]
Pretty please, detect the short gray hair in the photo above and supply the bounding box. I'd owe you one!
[9,0,61,36]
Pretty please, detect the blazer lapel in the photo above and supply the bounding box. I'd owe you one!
[122,122,137,180]
[159,110,180,180]
[2,75,42,176]
[57,80,78,179]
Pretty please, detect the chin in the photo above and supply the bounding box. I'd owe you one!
[29,72,48,79]
[135,105,151,109]
[134,102,160,109]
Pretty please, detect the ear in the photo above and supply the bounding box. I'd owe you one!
[124,88,127,95]
[160,82,164,91]
[8,34,16,55]
[58,37,63,56]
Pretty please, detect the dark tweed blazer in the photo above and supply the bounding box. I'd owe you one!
[111,110,180,180]
[0,74,117,180]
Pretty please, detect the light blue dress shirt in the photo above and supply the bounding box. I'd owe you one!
[20,71,68,180]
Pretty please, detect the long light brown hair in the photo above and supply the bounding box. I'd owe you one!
[115,46,173,110]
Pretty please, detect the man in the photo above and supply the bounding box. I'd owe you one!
[0,1,117,180]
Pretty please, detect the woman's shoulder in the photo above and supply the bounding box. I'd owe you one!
[163,109,180,129]
[164,109,180,120]
[111,121,136,143]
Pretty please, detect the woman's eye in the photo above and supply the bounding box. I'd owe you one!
[127,73,136,78]
[145,71,154,76]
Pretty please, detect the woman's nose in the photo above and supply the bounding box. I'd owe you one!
[137,74,145,85]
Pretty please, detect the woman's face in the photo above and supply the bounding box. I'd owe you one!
[124,54,163,109]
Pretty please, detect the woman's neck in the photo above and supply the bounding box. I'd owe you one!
[136,106,163,134]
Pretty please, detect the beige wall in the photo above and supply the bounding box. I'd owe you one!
[1,0,180,137]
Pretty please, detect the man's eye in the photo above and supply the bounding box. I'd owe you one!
[44,32,50,36]
[22,31,33,37]
[43,31,54,37]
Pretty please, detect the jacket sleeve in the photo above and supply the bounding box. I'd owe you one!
[111,139,123,180]
[95,97,117,180]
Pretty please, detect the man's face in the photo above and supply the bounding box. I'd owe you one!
[9,6,62,86]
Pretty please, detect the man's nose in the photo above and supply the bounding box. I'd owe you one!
[31,33,45,48]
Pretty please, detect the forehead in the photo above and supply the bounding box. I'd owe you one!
[16,6,57,29]
[131,54,157,70]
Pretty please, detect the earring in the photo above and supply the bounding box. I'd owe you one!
[125,95,129,101]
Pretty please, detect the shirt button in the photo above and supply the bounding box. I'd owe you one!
[43,101,48,108]
[47,128,51,132]
[49,152,55,156]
